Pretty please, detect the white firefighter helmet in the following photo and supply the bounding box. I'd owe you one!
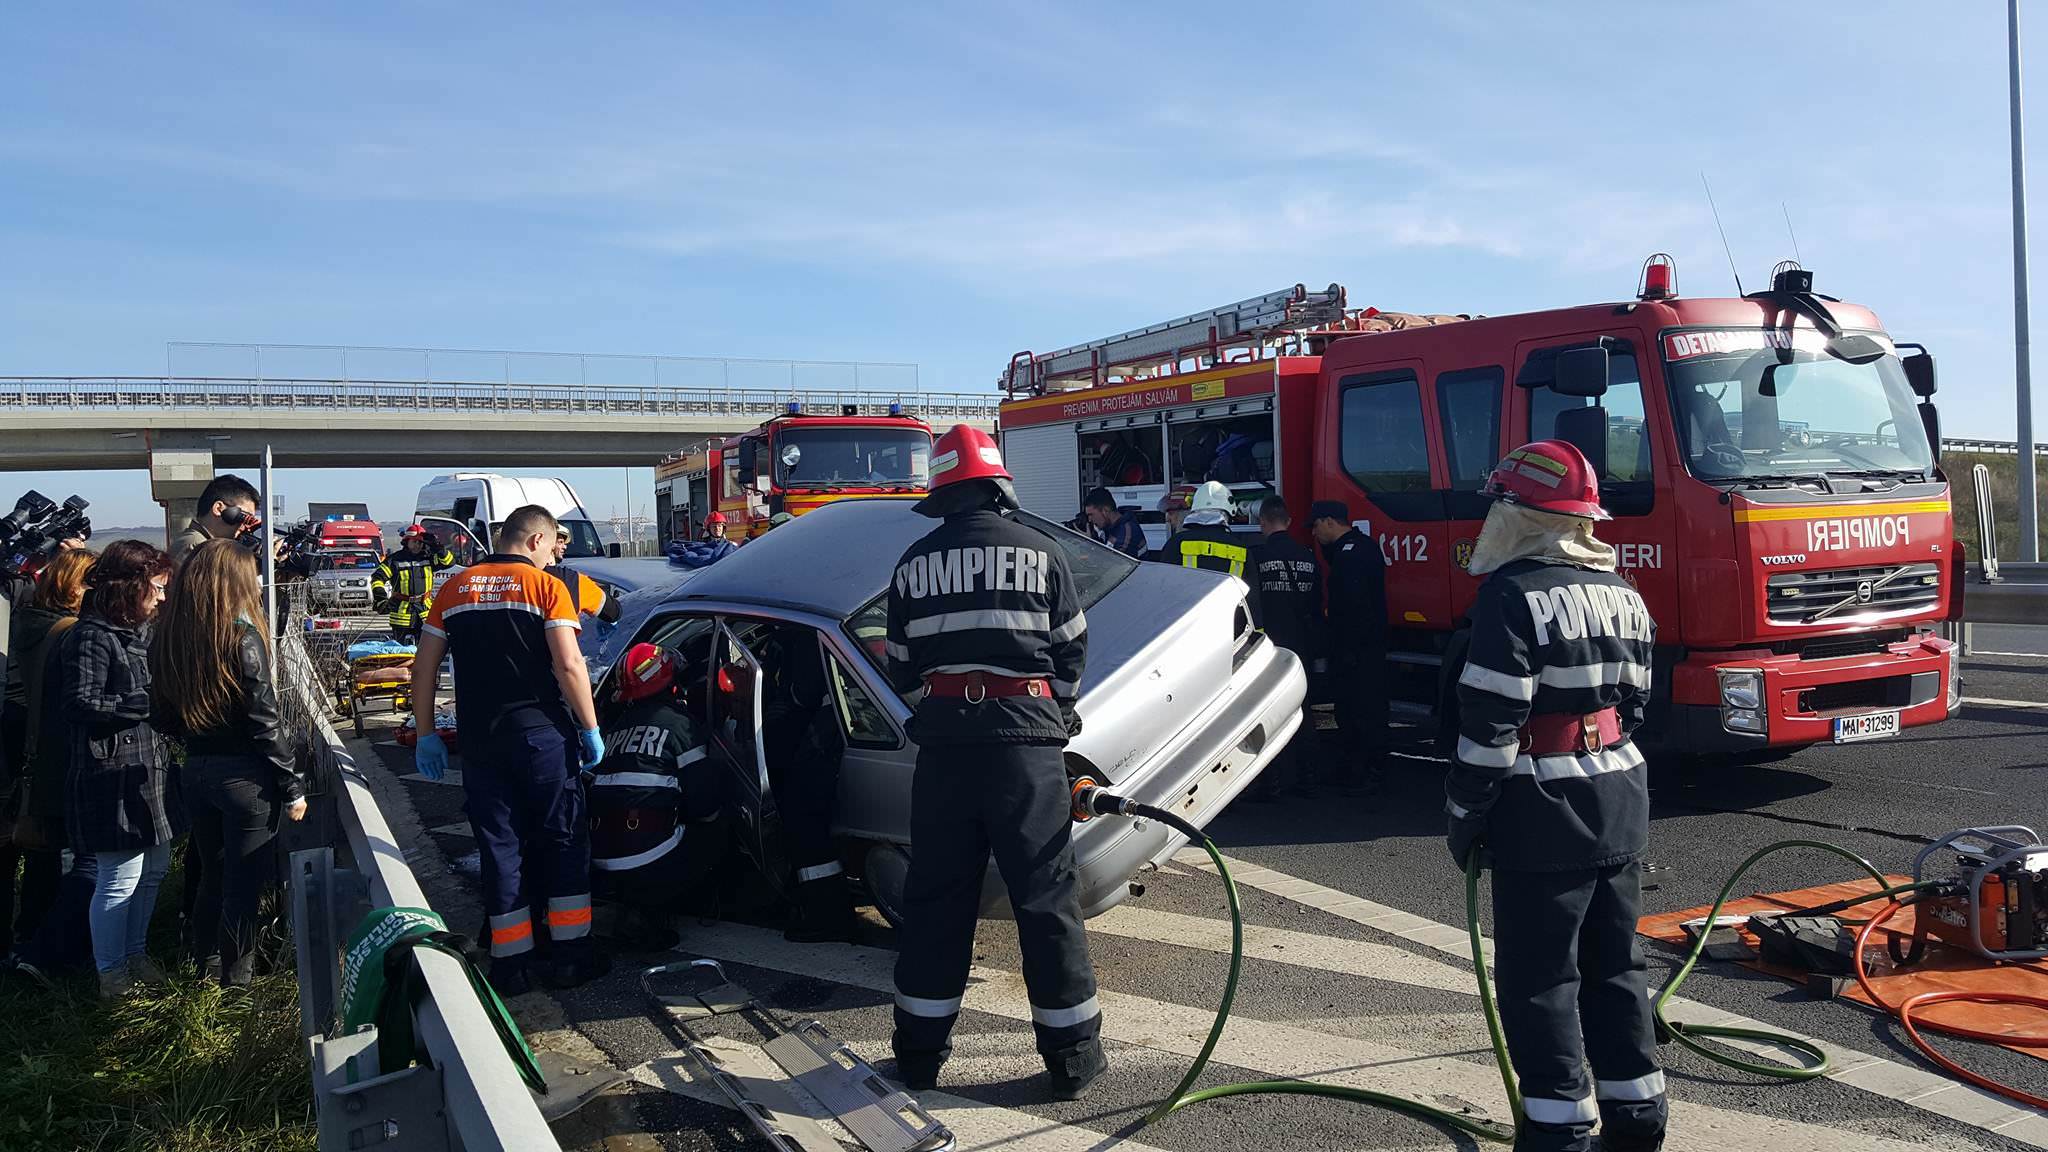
[1189,480,1235,513]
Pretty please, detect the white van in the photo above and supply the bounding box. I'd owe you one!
[413,474,608,561]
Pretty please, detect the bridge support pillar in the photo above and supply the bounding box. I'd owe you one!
[150,443,214,543]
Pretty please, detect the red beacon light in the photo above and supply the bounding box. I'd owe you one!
[1637,253,1676,301]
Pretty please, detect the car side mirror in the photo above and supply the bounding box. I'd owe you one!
[1551,346,1610,398]
[608,542,623,558]
[1553,404,1609,480]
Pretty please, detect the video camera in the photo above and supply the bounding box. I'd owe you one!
[277,519,323,554]
[1,490,92,582]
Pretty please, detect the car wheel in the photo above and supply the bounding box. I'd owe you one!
[863,843,913,929]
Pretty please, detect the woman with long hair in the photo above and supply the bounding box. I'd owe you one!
[150,540,306,986]
[61,538,177,997]
[5,548,96,954]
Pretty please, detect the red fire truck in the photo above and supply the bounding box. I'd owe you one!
[998,264,1959,754]
[653,403,935,543]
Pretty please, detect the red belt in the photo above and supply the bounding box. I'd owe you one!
[1518,707,1621,757]
[925,671,1051,702]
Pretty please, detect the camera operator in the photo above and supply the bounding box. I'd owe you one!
[170,476,267,567]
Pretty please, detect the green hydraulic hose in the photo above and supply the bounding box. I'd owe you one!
[1124,801,1520,1143]
[1106,788,1945,1141]
[1649,839,1941,1079]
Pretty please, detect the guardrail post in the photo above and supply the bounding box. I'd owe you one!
[293,846,342,1040]
[312,1026,452,1152]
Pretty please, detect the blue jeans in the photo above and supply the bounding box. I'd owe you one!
[89,844,172,974]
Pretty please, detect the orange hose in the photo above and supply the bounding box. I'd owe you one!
[1852,901,2048,1111]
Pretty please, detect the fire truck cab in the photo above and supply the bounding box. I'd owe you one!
[998,264,1959,754]
[655,404,935,543]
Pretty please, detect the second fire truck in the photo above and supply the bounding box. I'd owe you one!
[654,403,935,545]
[997,262,1959,755]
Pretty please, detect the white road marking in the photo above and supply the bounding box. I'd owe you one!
[1177,849,2048,1143]
[1967,651,2048,660]
[672,921,1961,1152]
[1089,903,1477,995]
[1962,696,2048,711]
[399,768,464,786]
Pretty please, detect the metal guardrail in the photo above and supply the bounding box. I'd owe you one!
[1964,561,2048,626]
[0,376,1003,422]
[1944,436,2048,456]
[279,625,561,1151]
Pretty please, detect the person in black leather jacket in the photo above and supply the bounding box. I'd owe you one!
[149,541,307,986]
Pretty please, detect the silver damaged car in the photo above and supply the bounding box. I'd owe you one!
[590,498,1307,923]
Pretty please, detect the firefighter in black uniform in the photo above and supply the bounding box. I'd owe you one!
[1160,481,1250,578]
[1244,495,1321,798]
[1445,440,1664,1152]
[760,623,857,943]
[885,424,1104,1101]
[373,524,456,644]
[589,643,724,948]
[1308,500,1388,793]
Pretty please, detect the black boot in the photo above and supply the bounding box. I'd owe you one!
[541,940,612,990]
[1044,1039,1107,1101]
[489,955,533,997]
[785,875,859,944]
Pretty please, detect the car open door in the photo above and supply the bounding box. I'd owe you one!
[708,620,788,888]
[413,515,488,568]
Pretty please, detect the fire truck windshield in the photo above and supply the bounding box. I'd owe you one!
[1664,335,1933,483]
[776,426,931,489]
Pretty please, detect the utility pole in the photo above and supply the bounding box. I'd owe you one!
[2014,0,2041,560]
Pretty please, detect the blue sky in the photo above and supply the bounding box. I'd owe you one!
[0,1,2037,525]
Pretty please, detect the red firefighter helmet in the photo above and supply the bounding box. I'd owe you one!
[1481,440,1609,521]
[704,511,727,526]
[619,642,676,703]
[402,523,427,539]
[926,424,1011,489]
[1159,485,1197,513]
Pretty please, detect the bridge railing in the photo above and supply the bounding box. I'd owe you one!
[0,376,1003,422]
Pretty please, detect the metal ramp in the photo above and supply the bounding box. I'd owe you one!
[644,958,954,1152]
[1001,283,1348,394]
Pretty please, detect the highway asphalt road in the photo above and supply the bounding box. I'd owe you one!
[373,647,2048,1151]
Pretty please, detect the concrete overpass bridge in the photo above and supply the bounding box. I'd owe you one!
[0,368,1000,527]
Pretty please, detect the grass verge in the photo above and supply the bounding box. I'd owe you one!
[0,854,315,1152]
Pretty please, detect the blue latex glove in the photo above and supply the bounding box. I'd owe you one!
[578,728,605,770]
[415,731,449,782]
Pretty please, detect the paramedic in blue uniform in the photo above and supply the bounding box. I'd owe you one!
[411,505,609,995]
[1445,440,1664,1152]
[885,425,1104,1101]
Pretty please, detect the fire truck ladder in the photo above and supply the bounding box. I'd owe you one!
[1001,283,1348,396]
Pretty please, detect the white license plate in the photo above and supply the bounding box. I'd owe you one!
[1833,710,1899,743]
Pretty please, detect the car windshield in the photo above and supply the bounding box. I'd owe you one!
[777,426,931,489]
[842,509,1138,678]
[1664,330,1934,482]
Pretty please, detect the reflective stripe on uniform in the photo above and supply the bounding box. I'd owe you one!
[1178,540,1247,578]
[441,599,544,621]
[1596,1071,1666,1100]
[930,663,1038,678]
[675,745,707,769]
[1445,799,1475,820]
[543,618,579,631]
[894,992,964,1018]
[1459,661,1536,701]
[593,826,685,872]
[1509,741,1644,782]
[1047,611,1087,643]
[1456,735,1519,769]
[420,623,446,640]
[1029,995,1100,1029]
[588,771,681,791]
[545,894,593,940]
[885,640,911,661]
[1049,678,1078,698]
[488,909,535,957]
[904,609,1050,637]
[1537,661,1651,691]
[1522,1095,1598,1125]
[796,860,844,883]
